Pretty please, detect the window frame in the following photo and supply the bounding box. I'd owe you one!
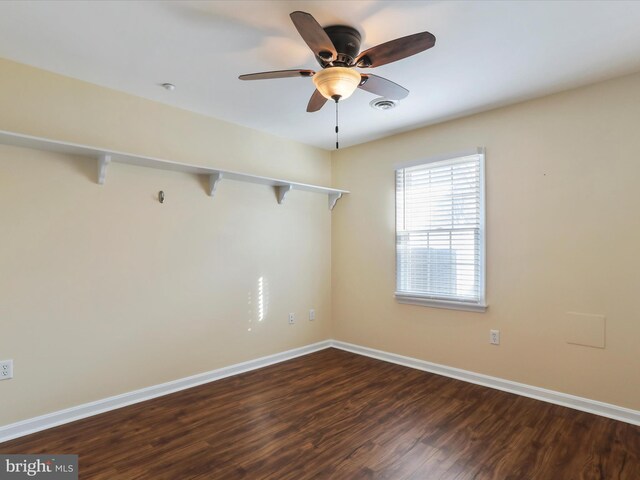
[394,148,487,313]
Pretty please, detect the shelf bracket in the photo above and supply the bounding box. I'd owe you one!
[208,172,223,197]
[276,184,293,204]
[328,192,342,210]
[97,154,111,185]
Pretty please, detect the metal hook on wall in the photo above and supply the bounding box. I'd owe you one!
[158,191,165,204]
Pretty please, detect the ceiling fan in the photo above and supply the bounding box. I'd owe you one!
[239,11,436,147]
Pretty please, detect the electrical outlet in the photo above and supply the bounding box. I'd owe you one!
[490,330,500,345]
[288,313,295,325]
[0,359,13,380]
[309,309,315,321]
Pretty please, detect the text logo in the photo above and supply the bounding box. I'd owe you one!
[0,455,77,480]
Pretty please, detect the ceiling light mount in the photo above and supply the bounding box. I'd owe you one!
[161,83,176,91]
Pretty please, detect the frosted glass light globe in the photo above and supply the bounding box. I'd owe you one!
[312,67,361,100]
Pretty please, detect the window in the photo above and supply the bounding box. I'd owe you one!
[395,149,486,312]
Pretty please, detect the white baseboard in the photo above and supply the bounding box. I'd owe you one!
[331,340,640,426]
[2,338,638,444]
[0,340,332,444]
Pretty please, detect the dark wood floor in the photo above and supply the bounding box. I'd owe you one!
[1,348,638,479]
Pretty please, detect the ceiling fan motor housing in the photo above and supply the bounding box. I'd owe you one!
[320,25,362,66]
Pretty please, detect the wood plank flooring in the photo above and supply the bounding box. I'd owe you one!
[1,348,638,479]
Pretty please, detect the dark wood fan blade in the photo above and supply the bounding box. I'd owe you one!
[355,31,436,68]
[239,69,315,80]
[307,89,328,112]
[290,11,337,62]
[358,74,409,100]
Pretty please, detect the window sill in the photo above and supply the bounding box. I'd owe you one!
[395,293,487,313]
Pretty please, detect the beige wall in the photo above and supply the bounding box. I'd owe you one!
[0,59,332,425]
[2,55,639,428]
[332,71,640,411]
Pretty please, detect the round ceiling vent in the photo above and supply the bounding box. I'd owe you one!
[370,98,398,110]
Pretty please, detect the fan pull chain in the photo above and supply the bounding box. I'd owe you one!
[335,98,339,150]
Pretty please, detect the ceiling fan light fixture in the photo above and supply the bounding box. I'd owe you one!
[312,67,361,101]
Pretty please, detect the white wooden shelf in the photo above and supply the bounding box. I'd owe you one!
[0,130,348,210]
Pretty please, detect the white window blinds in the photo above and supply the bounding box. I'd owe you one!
[396,151,486,311]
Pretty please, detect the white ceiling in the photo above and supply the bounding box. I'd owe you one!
[1,1,640,150]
